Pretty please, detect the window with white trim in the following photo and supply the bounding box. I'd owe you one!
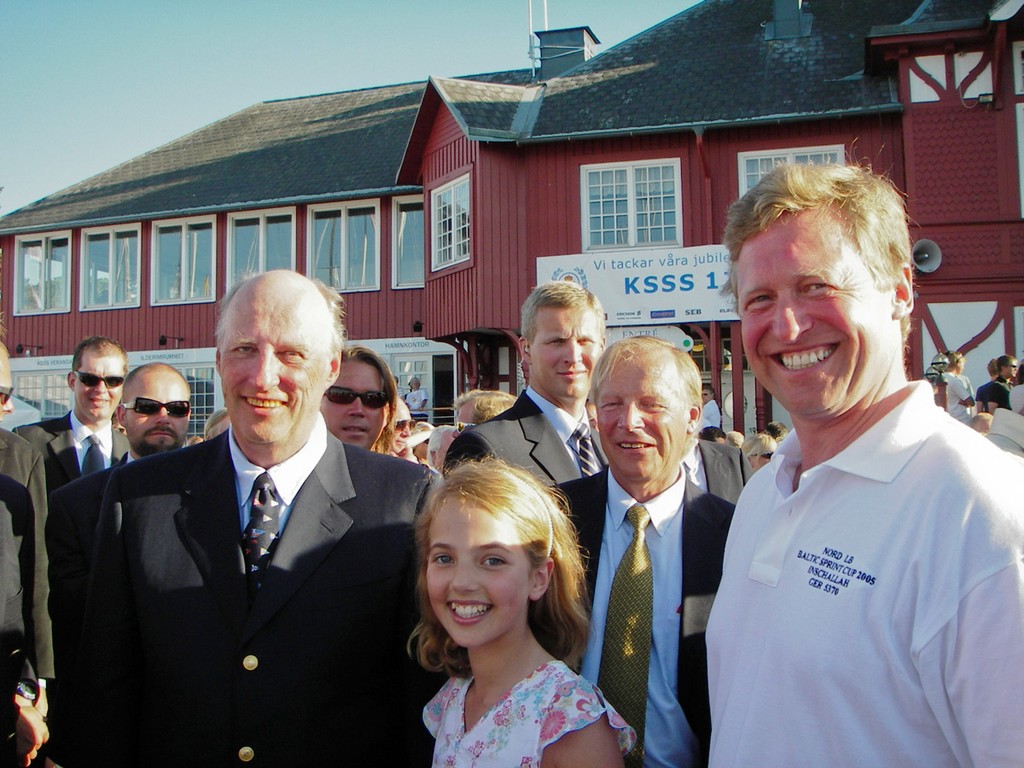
[152,217,216,304]
[581,160,681,250]
[81,226,141,310]
[13,373,69,418]
[1017,103,1024,219]
[1014,42,1024,95]
[308,202,380,291]
[228,209,294,286]
[14,232,71,315]
[738,145,844,195]
[431,175,470,270]
[392,196,424,288]
[183,366,217,438]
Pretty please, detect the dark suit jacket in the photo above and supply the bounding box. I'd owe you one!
[46,458,125,683]
[58,434,436,767]
[696,440,752,505]
[445,393,605,485]
[0,482,31,760]
[0,428,52,679]
[559,471,735,768]
[15,413,129,496]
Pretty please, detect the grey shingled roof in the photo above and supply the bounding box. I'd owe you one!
[0,82,428,232]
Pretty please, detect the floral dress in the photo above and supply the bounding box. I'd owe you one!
[423,660,636,767]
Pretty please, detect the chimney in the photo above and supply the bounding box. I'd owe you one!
[535,26,600,80]
[767,0,807,40]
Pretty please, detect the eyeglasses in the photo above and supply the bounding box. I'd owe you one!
[394,419,415,431]
[122,397,191,418]
[456,422,475,432]
[75,371,125,389]
[0,386,13,406]
[324,386,389,409]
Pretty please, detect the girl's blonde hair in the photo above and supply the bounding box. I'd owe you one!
[409,458,590,677]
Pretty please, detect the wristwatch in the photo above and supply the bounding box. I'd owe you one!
[14,680,38,703]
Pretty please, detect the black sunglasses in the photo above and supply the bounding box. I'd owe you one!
[0,386,13,406]
[75,370,125,389]
[123,397,191,418]
[324,386,389,409]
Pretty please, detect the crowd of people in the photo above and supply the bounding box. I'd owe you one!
[1,162,1021,767]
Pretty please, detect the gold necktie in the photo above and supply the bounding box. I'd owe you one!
[599,503,653,768]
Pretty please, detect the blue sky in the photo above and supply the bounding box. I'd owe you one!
[1,0,699,214]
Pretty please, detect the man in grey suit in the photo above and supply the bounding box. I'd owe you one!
[560,336,735,768]
[54,271,435,767]
[15,335,129,495]
[446,281,606,484]
[0,341,53,735]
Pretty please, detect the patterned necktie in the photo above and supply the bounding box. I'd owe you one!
[599,503,653,768]
[572,422,601,477]
[82,434,105,475]
[242,472,282,604]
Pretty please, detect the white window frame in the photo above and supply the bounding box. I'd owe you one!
[1017,103,1024,219]
[13,230,72,316]
[79,224,142,311]
[430,174,471,271]
[1013,42,1024,95]
[580,159,682,251]
[13,372,71,418]
[307,201,381,293]
[737,145,845,195]
[227,208,296,287]
[392,195,425,289]
[151,215,217,305]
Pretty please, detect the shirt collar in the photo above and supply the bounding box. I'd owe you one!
[69,410,113,450]
[606,466,686,535]
[227,414,328,506]
[774,382,932,492]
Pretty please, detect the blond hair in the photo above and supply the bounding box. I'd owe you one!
[409,458,590,677]
[723,163,913,339]
[520,281,605,344]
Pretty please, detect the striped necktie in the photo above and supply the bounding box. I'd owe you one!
[599,503,653,768]
[572,422,601,476]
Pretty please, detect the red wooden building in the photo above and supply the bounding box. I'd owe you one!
[2,0,1021,433]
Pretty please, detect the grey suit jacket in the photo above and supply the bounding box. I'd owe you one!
[0,427,52,678]
[696,440,752,505]
[15,413,129,496]
[56,434,436,767]
[559,471,735,768]
[445,392,604,485]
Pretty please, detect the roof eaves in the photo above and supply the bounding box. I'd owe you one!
[0,185,423,236]
[868,17,987,37]
[992,0,1024,22]
[429,77,475,138]
[519,103,905,145]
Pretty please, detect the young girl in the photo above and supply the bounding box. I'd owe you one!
[410,458,635,767]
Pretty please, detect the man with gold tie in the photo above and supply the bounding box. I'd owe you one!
[560,336,735,768]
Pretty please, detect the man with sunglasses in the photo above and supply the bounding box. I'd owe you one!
[46,363,191,694]
[15,336,129,495]
[320,344,397,454]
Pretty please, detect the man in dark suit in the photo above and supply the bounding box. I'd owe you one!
[560,336,735,768]
[46,363,192,685]
[0,342,53,741]
[1,476,49,766]
[446,281,606,484]
[686,438,751,506]
[15,336,129,495]
[55,271,434,767]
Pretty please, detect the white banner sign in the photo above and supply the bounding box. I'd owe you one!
[537,245,739,326]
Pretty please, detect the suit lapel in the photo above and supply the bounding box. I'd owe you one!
[567,473,608,598]
[242,440,355,641]
[680,480,727,639]
[51,416,81,483]
[175,438,249,637]
[519,405,581,484]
